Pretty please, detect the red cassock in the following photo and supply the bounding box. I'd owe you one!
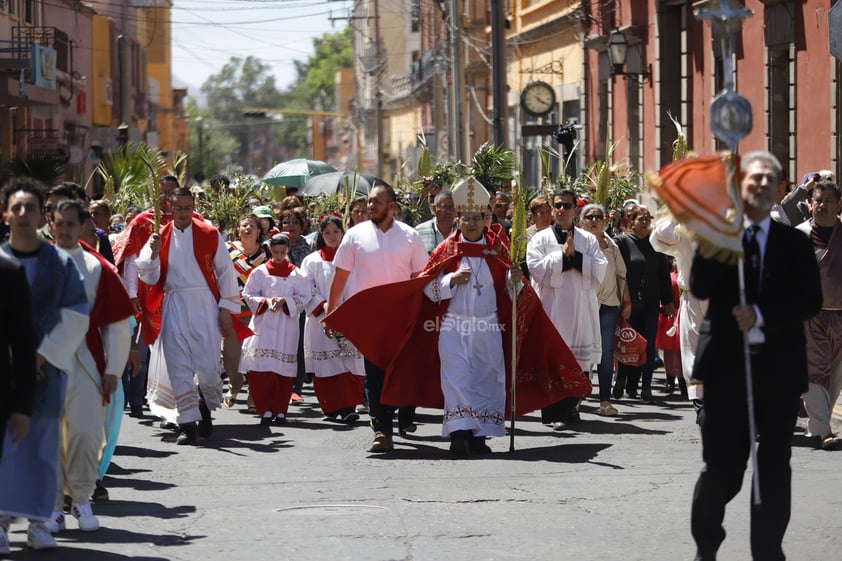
[324,228,592,417]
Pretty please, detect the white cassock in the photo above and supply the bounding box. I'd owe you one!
[137,224,240,424]
[62,246,131,503]
[423,241,517,438]
[526,226,607,371]
[650,218,709,399]
[239,263,308,377]
[298,252,364,377]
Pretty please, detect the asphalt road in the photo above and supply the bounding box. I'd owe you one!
[3,379,841,561]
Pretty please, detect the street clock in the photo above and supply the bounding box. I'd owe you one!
[520,81,556,118]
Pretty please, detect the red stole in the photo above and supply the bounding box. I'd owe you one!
[142,218,223,344]
[265,258,296,278]
[79,241,135,403]
[324,229,591,416]
[319,246,337,262]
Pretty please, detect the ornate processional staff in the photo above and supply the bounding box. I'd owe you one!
[650,0,761,505]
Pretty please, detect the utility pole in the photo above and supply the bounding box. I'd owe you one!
[490,0,507,148]
[449,0,465,162]
[374,0,384,178]
[119,0,131,137]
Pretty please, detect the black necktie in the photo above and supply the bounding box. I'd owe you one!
[744,224,761,303]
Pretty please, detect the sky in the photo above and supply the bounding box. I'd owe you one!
[171,0,353,99]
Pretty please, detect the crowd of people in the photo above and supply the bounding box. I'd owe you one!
[0,151,840,559]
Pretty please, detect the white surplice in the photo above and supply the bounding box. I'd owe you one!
[239,263,308,377]
[298,251,364,377]
[650,218,709,399]
[526,226,607,371]
[137,224,240,424]
[423,241,513,438]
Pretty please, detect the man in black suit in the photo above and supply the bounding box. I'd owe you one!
[689,151,822,561]
[0,252,36,459]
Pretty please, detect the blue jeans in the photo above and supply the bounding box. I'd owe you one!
[597,305,620,402]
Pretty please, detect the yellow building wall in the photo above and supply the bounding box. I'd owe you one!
[387,107,421,162]
[142,7,177,152]
[90,15,113,126]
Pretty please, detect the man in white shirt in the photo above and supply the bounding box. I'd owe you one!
[326,185,428,452]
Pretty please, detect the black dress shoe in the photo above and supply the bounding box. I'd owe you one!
[129,404,144,418]
[159,420,178,431]
[398,423,418,437]
[469,436,492,455]
[612,384,624,400]
[176,424,197,445]
[198,399,213,437]
[449,430,471,457]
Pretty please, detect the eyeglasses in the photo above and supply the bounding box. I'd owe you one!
[583,214,604,221]
[554,202,574,210]
[282,220,301,226]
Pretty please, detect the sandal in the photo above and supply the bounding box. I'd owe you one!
[599,401,619,417]
[818,433,840,450]
[223,392,238,408]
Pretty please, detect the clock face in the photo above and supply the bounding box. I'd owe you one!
[521,81,556,117]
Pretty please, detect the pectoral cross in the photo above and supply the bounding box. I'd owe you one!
[472,279,483,296]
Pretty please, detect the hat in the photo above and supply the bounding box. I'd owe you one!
[253,205,274,221]
[266,232,290,246]
[451,177,490,214]
[801,170,835,186]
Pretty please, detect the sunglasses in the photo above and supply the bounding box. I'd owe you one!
[583,214,604,221]
[554,202,574,210]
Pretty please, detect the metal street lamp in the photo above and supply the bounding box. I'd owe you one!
[607,29,651,84]
[194,117,205,183]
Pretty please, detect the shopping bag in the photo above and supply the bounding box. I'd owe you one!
[614,318,647,367]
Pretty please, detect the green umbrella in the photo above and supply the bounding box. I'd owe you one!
[262,159,336,189]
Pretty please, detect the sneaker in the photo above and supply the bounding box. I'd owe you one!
[0,525,10,555]
[71,502,100,532]
[26,522,58,550]
[368,432,394,453]
[43,511,66,533]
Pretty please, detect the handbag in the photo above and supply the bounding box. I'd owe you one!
[614,318,648,367]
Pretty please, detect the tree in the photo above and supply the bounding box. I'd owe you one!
[201,56,285,173]
[185,98,240,182]
[195,28,353,172]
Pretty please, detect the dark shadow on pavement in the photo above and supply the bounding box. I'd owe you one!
[370,441,618,466]
[194,424,294,455]
[9,548,169,561]
[791,433,820,449]
[92,500,196,520]
[102,476,176,492]
[113,445,178,459]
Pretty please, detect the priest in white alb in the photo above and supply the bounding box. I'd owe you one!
[136,188,240,445]
[526,189,607,427]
